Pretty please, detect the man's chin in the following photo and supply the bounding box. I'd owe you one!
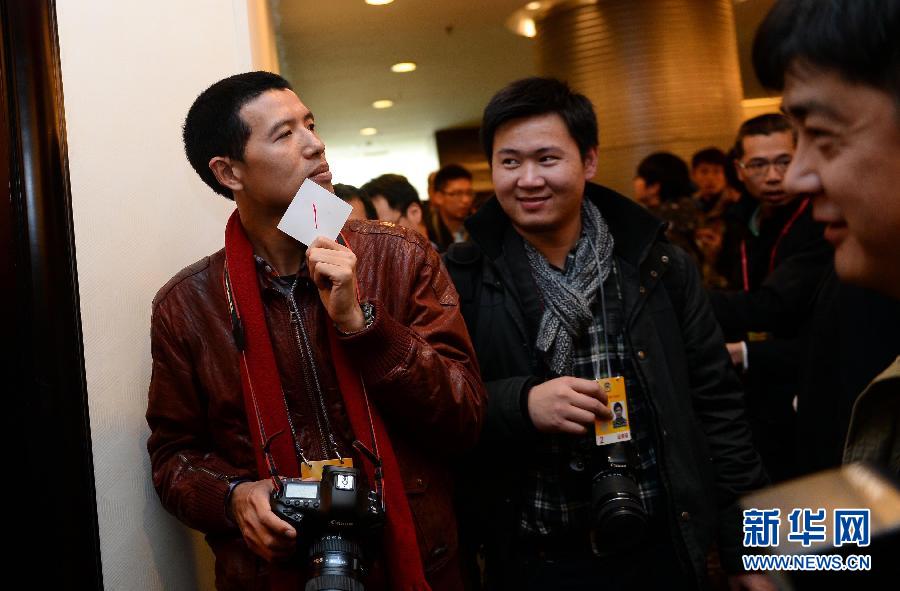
[832,245,890,297]
[763,194,793,208]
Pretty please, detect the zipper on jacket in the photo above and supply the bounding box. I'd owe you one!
[178,453,237,482]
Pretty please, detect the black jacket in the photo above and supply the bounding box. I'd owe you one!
[709,198,832,481]
[445,183,767,584]
[794,268,900,475]
[710,197,832,346]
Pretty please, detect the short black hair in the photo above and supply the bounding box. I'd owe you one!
[360,174,421,216]
[183,71,292,199]
[636,152,693,203]
[333,183,377,220]
[753,0,900,106]
[691,147,727,170]
[481,77,598,161]
[433,164,472,193]
[733,114,794,160]
[613,402,623,412]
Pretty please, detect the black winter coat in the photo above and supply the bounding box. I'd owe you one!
[445,183,767,584]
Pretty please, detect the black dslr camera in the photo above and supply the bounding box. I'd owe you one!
[590,442,648,554]
[271,465,384,591]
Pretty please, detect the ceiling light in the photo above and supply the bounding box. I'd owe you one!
[390,62,417,73]
[526,1,541,10]
[360,127,378,136]
[365,0,394,5]
[521,18,537,38]
[372,99,394,109]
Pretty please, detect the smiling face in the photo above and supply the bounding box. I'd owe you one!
[491,112,597,246]
[735,131,795,209]
[222,89,332,215]
[782,63,900,298]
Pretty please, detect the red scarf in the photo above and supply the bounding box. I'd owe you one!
[224,211,430,590]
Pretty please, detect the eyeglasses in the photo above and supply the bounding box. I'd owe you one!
[737,155,792,177]
[441,189,475,199]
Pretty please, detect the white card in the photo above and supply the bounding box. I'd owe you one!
[277,179,352,246]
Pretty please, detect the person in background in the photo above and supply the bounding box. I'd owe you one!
[426,164,475,252]
[690,147,729,214]
[689,148,738,289]
[360,173,429,239]
[709,114,832,483]
[333,182,377,221]
[633,151,702,264]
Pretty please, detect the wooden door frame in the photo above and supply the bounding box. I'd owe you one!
[1,0,102,586]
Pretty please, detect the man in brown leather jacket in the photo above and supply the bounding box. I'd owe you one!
[146,71,485,590]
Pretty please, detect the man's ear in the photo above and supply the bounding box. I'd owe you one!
[406,202,423,225]
[734,160,746,184]
[583,146,599,180]
[209,156,243,193]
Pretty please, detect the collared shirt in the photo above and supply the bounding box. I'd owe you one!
[519,254,663,538]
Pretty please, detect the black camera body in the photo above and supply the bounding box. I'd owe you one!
[590,442,648,554]
[271,465,383,533]
[271,465,384,591]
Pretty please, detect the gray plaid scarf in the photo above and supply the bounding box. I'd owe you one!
[524,199,614,375]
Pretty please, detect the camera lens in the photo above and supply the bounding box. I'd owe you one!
[305,534,366,591]
[590,442,648,554]
[591,472,647,551]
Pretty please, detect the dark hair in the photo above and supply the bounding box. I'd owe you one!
[433,164,472,193]
[733,114,794,160]
[613,402,623,412]
[636,152,693,202]
[333,183,377,220]
[183,71,292,200]
[753,0,900,106]
[723,146,744,193]
[360,174,421,216]
[691,147,727,170]
[480,77,598,161]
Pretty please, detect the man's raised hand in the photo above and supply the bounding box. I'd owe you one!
[306,237,365,333]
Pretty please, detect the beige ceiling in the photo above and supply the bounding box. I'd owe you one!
[272,0,538,153]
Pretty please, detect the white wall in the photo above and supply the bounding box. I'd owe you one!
[55,1,272,588]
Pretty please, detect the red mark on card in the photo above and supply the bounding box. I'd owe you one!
[312,203,318,228]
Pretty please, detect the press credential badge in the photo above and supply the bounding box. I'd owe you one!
[595,376,631,445]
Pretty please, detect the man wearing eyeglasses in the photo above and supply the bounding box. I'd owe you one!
[709,114,832,482]
[427,164,475,252]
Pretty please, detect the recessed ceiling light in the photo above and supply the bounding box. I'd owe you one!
[372,99,394,109]
[360,127,378,136]
[365,0,394,6]
[390,62,417,73]
[526,1,541,10]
